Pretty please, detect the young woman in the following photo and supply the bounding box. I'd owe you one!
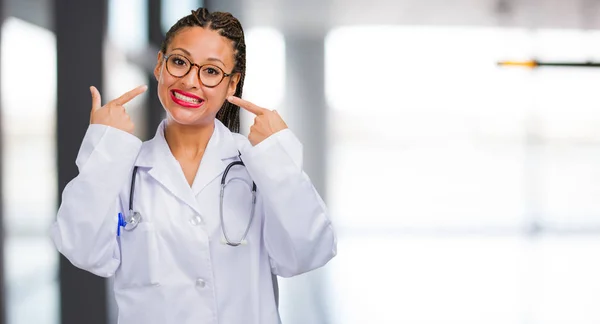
[51,7,336,324]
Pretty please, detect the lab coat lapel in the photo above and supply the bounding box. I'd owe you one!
[135,121,202,216]
[191,120,239,196]
[135,120,240,214]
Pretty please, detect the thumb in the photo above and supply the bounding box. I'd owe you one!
[90,86,102,111]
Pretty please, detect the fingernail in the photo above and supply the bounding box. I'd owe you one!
[227,96,234,101]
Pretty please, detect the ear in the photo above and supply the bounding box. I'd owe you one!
[154,52,164,81]
[226,73,241,98]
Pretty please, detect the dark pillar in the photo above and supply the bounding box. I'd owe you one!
[55,0,109,323]
[281,30,332,324]
[285,32,327,195]
[146,0,165,138]
[203,0,214,10]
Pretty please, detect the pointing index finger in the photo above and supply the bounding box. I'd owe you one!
[113,85,148,106]
[227,96,267,115]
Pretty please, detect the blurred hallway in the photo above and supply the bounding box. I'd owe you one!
[4,0,600,323]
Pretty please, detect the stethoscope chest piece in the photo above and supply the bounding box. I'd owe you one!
[125,210,142,231]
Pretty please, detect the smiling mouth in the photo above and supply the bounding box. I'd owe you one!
[172,91,203,104]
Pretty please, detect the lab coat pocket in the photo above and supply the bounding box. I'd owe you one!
[117,222,160,289]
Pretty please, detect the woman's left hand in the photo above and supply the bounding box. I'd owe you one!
[227,96,288,146]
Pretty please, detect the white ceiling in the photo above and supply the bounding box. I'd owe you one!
[7,0,600,35]
[215,0,600,33]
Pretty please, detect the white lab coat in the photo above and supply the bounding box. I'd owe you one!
[51,119,337,324]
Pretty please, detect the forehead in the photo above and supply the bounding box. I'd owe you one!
[167,27,235,65]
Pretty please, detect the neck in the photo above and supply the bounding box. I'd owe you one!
[164,119,215,160]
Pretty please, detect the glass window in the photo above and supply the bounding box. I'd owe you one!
[1,17,59,324]
[326,26,600,324]
[240,27,286,134]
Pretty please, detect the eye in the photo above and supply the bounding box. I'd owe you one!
[169,56,188,66]
[203,66,222,76]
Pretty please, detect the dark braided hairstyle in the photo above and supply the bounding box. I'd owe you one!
[160,8,245,133]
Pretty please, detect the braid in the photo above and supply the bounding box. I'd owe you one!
[160,8,246,133]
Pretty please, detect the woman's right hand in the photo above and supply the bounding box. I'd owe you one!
[89,85,148,134]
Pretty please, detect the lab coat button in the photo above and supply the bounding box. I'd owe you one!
[196,278,206,288]
[189,215,202,226]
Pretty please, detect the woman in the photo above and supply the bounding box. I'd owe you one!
[51,7,336,324]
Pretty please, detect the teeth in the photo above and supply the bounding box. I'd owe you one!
[174,92,201,104]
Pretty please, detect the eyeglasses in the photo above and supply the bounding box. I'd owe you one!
[163,54,234,88]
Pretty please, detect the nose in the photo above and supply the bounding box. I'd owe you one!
[180,64,201,88]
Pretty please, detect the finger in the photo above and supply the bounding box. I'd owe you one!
[113,85,148,106]
[90,86,102,111]
[227,96,268,115]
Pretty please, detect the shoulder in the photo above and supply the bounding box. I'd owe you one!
[214,118,253,152]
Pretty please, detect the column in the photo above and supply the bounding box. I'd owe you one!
[55,0,109,322]
[280,29,333,324]
[145,0,165,136]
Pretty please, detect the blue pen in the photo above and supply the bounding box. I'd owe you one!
[117,212,127,236]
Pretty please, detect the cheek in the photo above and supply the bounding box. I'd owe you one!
[157,73,172,95]
[158,71,178,88]
[157,74,182,103]
[204,87,228,111]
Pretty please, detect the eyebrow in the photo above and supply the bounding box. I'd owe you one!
[206,57,226,67]
[171,47,226,67]
[171,47,192,57]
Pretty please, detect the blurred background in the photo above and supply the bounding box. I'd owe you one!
[2,0,600,323]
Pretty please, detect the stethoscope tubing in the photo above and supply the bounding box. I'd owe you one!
[126,158,257,247]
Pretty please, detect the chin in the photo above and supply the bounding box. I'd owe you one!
[166,106,215,127]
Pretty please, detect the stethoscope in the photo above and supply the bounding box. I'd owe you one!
[119,157,257,247]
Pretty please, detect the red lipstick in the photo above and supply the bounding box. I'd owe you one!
[170,90,204,108]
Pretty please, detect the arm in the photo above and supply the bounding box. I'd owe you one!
[51,84,146,277]
[242,129,337,278]
[51,124,142,277]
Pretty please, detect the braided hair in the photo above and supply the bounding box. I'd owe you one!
[160,8,246,133]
